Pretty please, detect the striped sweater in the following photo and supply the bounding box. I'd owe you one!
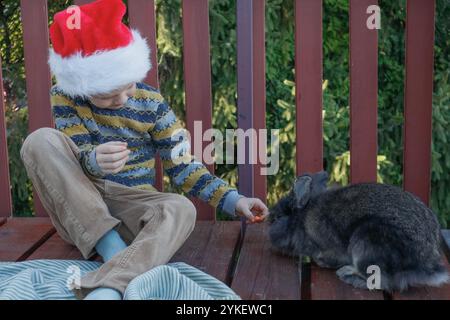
[50,82,242,216]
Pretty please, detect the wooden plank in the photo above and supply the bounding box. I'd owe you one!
[231,223,302,300]
[349,0,378,183]
[295,0,323,175]
[0,55,13,217]
[0,218,55,261]
[26,233,84,260]
[20,0,52,217]
[236,0,254,199]
[128,0,164,193]
[392,257,450,300]
[171,221,241,284]
[181,0,215,220]
[403,0,436,205]
[309,264,384,300]
[252,0,267,202]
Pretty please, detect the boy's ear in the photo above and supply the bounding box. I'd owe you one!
[292,176,312,209]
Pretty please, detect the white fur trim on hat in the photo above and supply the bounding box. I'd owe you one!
[48,30,151,98]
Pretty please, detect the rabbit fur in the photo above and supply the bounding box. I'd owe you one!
[268,171,449,291]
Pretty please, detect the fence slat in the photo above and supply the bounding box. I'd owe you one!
[73,0,164,192]
[73,0,92,5]
[349,0,378,183]
[295,0,323,175]
[128,0,159,88]
[21,0,53,217]
[0,56,13,217]
[21,0,53,133]
[403,0,435,205]
[182,0,215,220]
[237,0,254,201]
[128,0,163,192]
[252,0,267,203]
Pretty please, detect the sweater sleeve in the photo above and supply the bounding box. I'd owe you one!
[50,87,104,178]
[149,92,244,216]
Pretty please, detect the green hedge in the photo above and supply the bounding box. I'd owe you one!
[1,0,449,225]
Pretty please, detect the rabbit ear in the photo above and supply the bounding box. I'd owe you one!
[293,176,312,209]
[311,171,328,196]
[314,171,329,183]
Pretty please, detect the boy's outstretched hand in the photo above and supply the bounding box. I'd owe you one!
[235,197,270,224]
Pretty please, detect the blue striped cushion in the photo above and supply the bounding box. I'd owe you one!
[0,260,240,300]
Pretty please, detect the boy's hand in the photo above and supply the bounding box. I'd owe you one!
[95,141,130,174]
[235,197,270,224]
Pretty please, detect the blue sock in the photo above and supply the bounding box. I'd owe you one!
[95,228,128,262]
[84,230,127,300]
[84,287,122,300]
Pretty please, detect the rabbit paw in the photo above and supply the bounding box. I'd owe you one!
[336,265,367,289]
[313,251,350,269]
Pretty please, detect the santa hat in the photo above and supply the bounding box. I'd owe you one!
[48,0,151,98]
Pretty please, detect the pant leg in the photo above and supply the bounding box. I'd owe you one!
[20,127,121,259]
[74,179,197,299]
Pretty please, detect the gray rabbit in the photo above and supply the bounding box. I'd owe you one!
[269,171,449,291]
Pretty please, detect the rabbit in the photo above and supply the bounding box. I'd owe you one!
[268,171,449,292]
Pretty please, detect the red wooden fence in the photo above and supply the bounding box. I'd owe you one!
[349,0,378,183]
[0,56,12,217]
[182,0,215,220]
[295,0,323,175]
[403,0,435,204]
[20,0,53,217]
[127,0,164,193]
[252,0,267,204]
[0,0,436,221]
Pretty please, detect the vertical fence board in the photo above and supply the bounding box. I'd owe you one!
[252,0,267,203]
[182,0,215,220]
[128,0,163,192]
[237,0,254,201]
[128,0,159,88]
[403,0,435,205]
[349,0,378,184]
[73,0,92,5]
[21,0,53,133]
[0,56,13,217]
[74,0,164,192]
[21,0,53,217]
[295,0,323,175]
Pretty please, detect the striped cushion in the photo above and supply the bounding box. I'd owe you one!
[0,260,240,300]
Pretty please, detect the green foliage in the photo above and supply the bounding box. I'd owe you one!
[1,0,449,225]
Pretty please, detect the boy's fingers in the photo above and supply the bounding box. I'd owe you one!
[97,149,130,163]
[245,199,269,223]
[240,207,255,221]
[253,199,270,219]
[97,143,128,154]
[99,156,129,170]
[103,141,127,146]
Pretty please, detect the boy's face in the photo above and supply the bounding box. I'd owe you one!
[89,83,137,109]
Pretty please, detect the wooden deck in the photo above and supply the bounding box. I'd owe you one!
[1,217,449,300]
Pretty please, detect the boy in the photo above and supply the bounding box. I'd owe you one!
[20,0,268,300]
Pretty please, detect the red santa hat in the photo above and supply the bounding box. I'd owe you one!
[48,0,151,98]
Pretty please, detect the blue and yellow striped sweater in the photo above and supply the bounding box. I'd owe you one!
[50,82,242,216]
